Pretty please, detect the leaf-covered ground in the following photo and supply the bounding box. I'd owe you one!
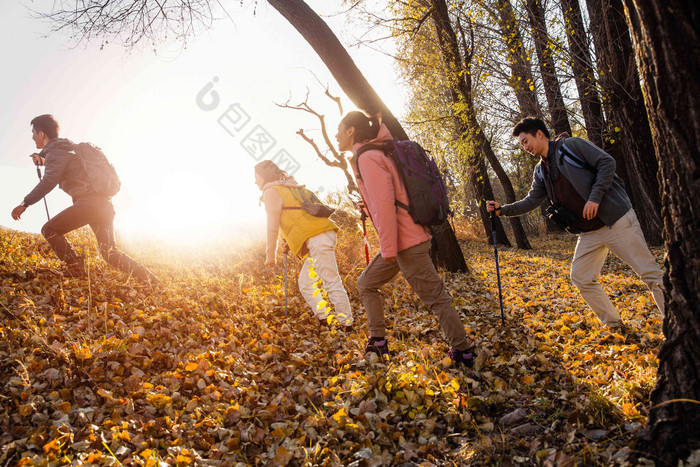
[0,222,664,466]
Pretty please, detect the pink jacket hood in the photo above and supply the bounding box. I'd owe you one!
[350,124,431,258]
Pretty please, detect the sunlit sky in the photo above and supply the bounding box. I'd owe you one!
[0,0,405,246]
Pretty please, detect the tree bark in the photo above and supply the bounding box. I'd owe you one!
[586,0,663,245]
[271,0,471,271]
[494,0,541,120]
[268,0,408,141]
[482,138,533,249]
[429,0,527,247]
[493,0,558,233]
[560,0,605,148]
[525,0,572,135]
[622,0,700,464]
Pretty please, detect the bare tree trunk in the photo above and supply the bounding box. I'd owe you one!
[268,0,408,141]
[526,0,572,135]
[482,139,533,249]
[467,154,511,246]
[493,0,557,233]
[271,0,472,272]
[494,0,541,120]
[429,0,526,247]
[586,0,663,245]
[622,0,700,464]
[560,0,605,148]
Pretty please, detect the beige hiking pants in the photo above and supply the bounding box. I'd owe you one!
[299,231,353,326]
[356,241,469,350]
[571,208,665,326]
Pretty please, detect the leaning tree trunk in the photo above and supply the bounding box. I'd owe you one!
[429,0,514,247]
[493,0,558,233]
[481,128,532,249]
[268,0,408,141]
[468,152,511,246]
[494,0,540,177]
[270,0,470,272]
[622,0,700,464]
[494,0,541,120]
[526,0,572,135]
[586,0,663,245]
[525,0,576,233]
[560,0,605,148]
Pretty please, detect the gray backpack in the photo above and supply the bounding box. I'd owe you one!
[72,143,121,197]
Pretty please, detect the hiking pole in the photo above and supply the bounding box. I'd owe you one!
[35,164,51,220]
[284,250,289,317]
[360,212,370,265]
[490,211,505,325]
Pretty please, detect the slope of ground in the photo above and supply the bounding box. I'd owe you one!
[0,224,664,465]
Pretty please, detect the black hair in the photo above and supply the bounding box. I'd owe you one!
[30,114,60,140]
[512,117,550,139]
[340,111,380,143]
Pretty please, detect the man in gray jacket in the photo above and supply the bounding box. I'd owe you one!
[486,117,663,328]
[11,114,156,284]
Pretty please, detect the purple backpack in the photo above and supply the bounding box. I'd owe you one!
[355,141,451,226]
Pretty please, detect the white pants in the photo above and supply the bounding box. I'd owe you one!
[571,209,665,326]
[298,231,353,325]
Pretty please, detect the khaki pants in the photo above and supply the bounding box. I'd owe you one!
[356,241,469,350]
[571,209,665,326]
[298,231,353,325]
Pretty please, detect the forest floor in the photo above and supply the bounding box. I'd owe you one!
[0,220,665,466]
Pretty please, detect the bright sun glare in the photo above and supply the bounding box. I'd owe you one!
[116,168,265,244]
[0,1,400,246]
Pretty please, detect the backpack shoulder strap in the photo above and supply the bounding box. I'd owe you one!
[354,142,392,181]
[263,186,303,211]
[557,138,596,172]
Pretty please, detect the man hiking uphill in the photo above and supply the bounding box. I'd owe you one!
[11,114,157,284]
[487,117,664,328]
[336,111,475,367]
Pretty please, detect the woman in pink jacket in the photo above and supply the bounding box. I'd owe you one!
[336,111,474,366]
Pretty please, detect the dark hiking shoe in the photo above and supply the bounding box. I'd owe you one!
[132,266,158,287]
[364,337,389,356]
[449,347,476,367]
[60,258,86,278]
[612,324,642,344]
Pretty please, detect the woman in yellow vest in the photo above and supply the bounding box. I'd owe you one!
[255,160,353,330]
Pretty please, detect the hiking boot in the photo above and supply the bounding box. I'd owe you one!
[449,347,476,367]
[60,258,86,278]
[364,337,389,356]
[133,266,158,286]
